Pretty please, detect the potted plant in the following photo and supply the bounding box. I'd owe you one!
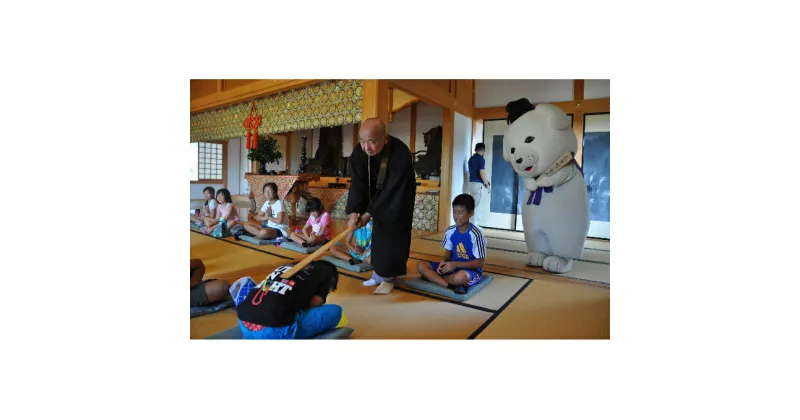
[246,135,283,175]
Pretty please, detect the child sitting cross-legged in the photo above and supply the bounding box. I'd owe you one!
[191,186,218,226]
[289,197,331,248]
[202,188,240,237]
[416,194,488,294]
[330,219,372,266]
[238,182,289,241]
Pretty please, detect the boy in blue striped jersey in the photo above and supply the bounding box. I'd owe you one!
[416,194,488,294]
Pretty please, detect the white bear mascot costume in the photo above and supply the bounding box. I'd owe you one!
[503,98,590,273]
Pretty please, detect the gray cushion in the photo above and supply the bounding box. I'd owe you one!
[190,298,234,318]
[239,235,278,246]
[280,241,324,254]
[321,255,373,273]
[403,275,494,302]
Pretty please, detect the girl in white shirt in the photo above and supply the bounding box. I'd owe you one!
[241,182,289,240]
[191,186,218,226]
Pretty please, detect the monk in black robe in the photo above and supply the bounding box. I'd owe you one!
[346,118,416,291]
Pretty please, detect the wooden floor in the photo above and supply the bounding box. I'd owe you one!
[190,218,610,339]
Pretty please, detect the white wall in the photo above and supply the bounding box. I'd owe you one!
[475,79,610,107]
[415,102,443,153]
[227,136,241,195]
[472,120,483,152]
[585,113,610,133]
[190,136,244,198]
[190,183,223,200]
[342,124,354,156]
[238,137,250,193]
[452,112,473,219]
[388,106,411,149]
[475,79,574,108]
[584,79,611,100]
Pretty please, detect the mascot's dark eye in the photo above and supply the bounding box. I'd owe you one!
[525,136,535,143]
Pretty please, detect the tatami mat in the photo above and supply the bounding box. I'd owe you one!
[189,227,300,261]
[339,258,530,312]
[410,238,610,286]
[434,228,611,251]
[324,274,492,339]
[190,234,493,339]
[190,225,610,339]
[219,236,305,260]
[474,277,610,339]
[194,218,434,260]
[190,277,493,340]
[422,234,609,264]
[190,232,290,280]
[190,309,239,339]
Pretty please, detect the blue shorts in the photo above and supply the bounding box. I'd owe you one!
[260,222,284,237]
[428,262,483,286]
[238,304,343,339]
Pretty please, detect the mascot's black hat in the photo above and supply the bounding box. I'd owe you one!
[505,98,535,125]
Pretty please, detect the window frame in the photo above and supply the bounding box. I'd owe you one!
[190,140,227,187]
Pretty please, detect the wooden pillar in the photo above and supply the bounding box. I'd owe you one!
[409,102,417,152]
[471,119,479,150]
[388,87,394,122]
[285,132,292,173]
[573,79,585,165]
[438,108,455,232]
[222,140,228,189]
[361,80,390,127]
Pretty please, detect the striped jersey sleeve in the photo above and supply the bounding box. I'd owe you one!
[441,225,457,251]
[469,225,488,259]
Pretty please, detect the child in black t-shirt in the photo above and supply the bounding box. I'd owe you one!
[234,260,347,339]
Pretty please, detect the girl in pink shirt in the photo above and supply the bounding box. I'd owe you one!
[202,188,240,236]
[290,197,331,247]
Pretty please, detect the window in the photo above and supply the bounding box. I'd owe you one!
[189,143,199,181]
[190,142,224,182]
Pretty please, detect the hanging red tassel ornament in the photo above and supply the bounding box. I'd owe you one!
[242,101,263,150]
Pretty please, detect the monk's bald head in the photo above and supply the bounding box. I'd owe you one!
[358,117,388,156]
[361,118,386,136]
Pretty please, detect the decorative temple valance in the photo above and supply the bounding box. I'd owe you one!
[190,79,363,143]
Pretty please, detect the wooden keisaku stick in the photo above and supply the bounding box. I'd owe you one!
[279,226,355,279]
